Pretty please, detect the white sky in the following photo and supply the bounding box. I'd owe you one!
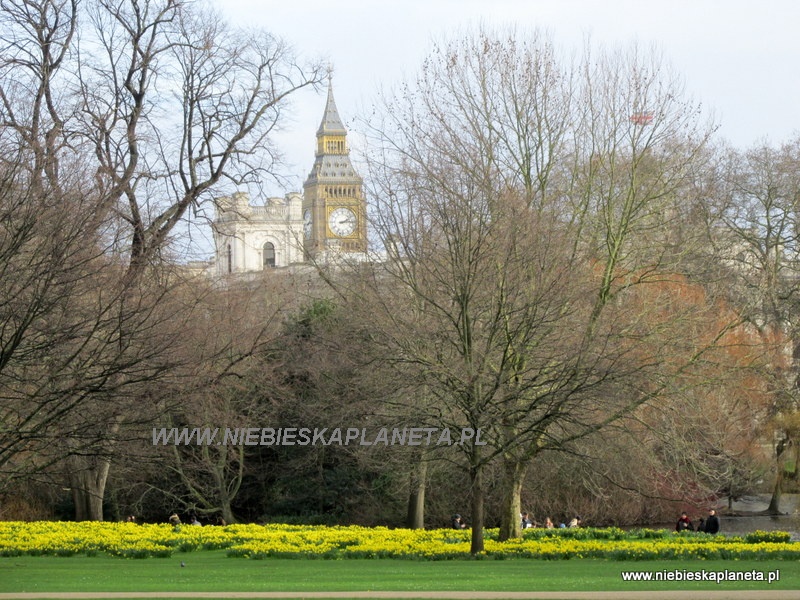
[216,0,800,198]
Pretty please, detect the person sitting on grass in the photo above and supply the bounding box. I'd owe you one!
[521,512,534,529]
[704,509,720,534]
[675,512,694,532]
[696,517,706,533]
[168,513,182,531]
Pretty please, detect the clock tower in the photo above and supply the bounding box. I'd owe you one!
[302,79,367,259]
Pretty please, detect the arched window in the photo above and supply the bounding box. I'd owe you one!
[263,242,276,268]
[226,244,232,273]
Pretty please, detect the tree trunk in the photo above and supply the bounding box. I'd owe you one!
[220,500,236,525]
[469,464,485,555]
[69,457,111,521]
[71,478,89,521]
[215,479,236,525]
[498,459,528,541]
[208,444,243,524]
[767,461,785,515]
[406,455,427,529]
[767,437,788,514]
[767,469,783,515]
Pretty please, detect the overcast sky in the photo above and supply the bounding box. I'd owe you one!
[215,0,800,197]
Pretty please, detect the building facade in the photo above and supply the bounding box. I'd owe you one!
[213,191,304,275]
[213,81,367,275]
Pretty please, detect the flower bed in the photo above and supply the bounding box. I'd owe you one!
[0,521,795,560]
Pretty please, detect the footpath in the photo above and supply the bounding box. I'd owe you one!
[1,592,800,599]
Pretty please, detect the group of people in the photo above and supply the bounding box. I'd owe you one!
[168,513,227,527]
[449,509,721,532]
[159,508,719,532]
[124,513,224,527]
[676,509,720,534]
[522,512,581,529]
[451,512,581,530]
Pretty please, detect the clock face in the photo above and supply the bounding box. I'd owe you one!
[303,209,312,239]
[328,207,357,237]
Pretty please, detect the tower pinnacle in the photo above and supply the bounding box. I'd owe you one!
[317,78,346,136]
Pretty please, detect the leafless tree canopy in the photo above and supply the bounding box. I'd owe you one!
[355,28,726,550]
[0,0,322,518]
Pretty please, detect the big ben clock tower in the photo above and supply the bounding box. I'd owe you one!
[302,78,367,259]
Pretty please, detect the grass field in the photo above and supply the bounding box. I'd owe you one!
[1,552,798,594]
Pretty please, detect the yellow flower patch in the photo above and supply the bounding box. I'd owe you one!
[0,522,797,560]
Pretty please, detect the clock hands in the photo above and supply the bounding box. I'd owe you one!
[329,208,357,236]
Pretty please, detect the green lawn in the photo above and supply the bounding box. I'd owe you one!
[0,552,798,594]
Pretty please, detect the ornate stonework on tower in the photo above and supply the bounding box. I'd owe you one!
[302,80,367,259]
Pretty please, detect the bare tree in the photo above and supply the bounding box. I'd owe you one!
[704,137,800,514]
[0,153,195,521]
[77,0,323,278]
[0,0,80,195]
[356,28,721,551]
[0,0,322,519]
[0,161,101,479]
[154,277,306,524]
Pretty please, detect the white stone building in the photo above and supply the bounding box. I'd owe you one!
[213,191,304,275]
